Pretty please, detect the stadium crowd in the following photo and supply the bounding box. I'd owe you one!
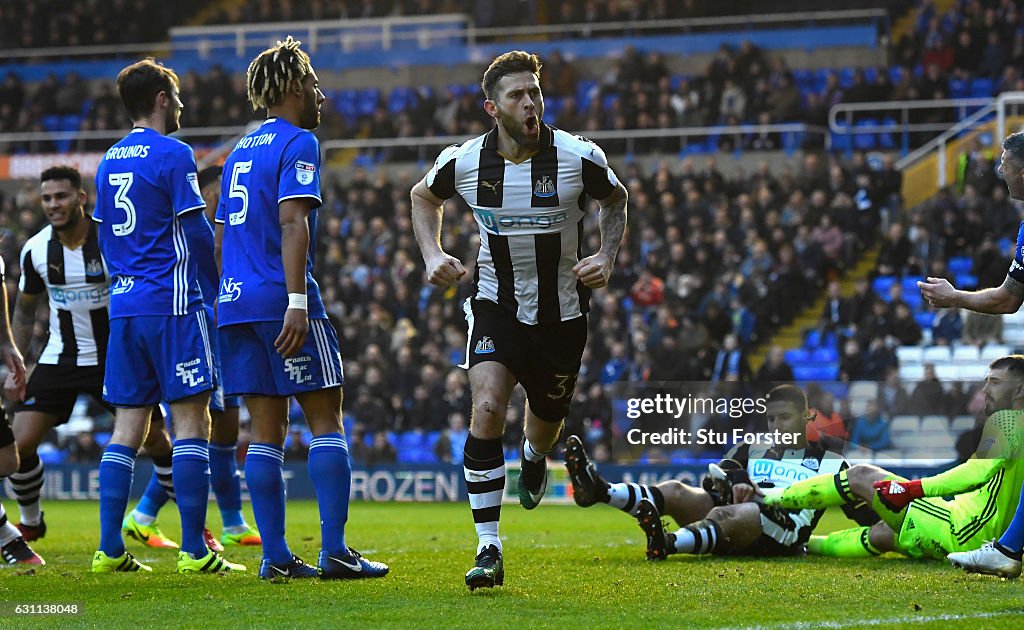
[0,1,1019,156]
[1,0,1021,466]
[1,142,912,464]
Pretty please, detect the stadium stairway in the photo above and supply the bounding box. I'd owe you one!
[749,243,880,373]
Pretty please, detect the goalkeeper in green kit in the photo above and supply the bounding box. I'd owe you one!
[759,355,1024,561]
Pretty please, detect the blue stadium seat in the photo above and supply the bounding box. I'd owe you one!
[830,121,851,152]
[791,69,812,88]
[357,88,380,116]
[901,276,923,293]
[948,78,969,99]
[793,363,839,381]
[41,115,62,132]
[853,119,877,150]
[838,67,855,89]
[878,118,897,149]
[970,78,994,98]
[888,66,905,84]
[947,256,973,274]
[914,311,934,328]
[576,80,597,110]
[39,450,68,465]
[95,432,112,447]
[811,347,838,363]
[872,276,896,297]
[785,348,811,364]
[955,273,978,289]
[863,67,877,83]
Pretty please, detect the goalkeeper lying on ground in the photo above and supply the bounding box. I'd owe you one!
[565,384,877,560]
[762,355,1024,562]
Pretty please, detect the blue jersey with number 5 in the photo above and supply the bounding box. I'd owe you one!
[215,117,324,326]
[93,127,206,318]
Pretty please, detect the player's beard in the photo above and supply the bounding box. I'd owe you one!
[496,105,541,151]
[53,206,83,232]
[301,91,320,129]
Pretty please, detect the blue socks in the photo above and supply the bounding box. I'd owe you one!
[172,438,211,558]
[98,444,137,557]
[998,485,1024,554]
[308,433,351,556]
[209,442,245,529]
[246,443,291,564]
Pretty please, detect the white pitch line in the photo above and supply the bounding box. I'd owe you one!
[733,609,1024,630]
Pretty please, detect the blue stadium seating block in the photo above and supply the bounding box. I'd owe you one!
[811,347,838,363]
[785,349,811,364]
[947,256,973,274]
[955,273,978,289]
[914,311,934,328]
[970,78,994,97]
[872,276,896,297]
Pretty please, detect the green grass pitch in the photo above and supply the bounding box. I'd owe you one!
[2,501,1024,628]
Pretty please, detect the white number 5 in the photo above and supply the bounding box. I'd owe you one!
[228,160,252,225]
[109,172,136,236]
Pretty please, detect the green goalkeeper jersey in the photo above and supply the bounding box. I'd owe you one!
[918,409,1024,538]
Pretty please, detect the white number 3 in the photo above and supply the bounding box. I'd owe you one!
[109,172,136,236]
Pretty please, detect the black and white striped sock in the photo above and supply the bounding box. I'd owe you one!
[0,502,22,546]
[464,434,505,553]
[9,453,43,525]
[672,519,723,555]
[607,482,665,515]
[153,453,175,502]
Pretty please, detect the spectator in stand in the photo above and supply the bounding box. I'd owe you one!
[67,431,103,463]
[848,399,892,452]
[877,366,911,417]
[961,310,1003,346]
[755,346,794,384]
[839,338,866,382]
[876,223,912,276]
[709,334,752,384]
[931,308,963,346]
[806,389,847,452]
[861,337,897,380]
[819,280,853,335]
[434,412,468,465]
[909,364,947,415]
[630,268,665,308]
[890,302,923,346]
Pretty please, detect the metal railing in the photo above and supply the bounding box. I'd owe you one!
[319,123,829,162]
[0,8,886,62]
[828,98,994,155]
[892,91,1024,188]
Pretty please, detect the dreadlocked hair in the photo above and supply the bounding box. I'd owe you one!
[246,35,313,111]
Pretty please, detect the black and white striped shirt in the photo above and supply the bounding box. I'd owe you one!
[427,123,619,325]
[18,221,109,366]
[726,441,878,528]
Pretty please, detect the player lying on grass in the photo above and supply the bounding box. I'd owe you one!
[761,356,1024,564]
[566,385,877,559]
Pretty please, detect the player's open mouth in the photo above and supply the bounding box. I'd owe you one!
[524,115,538,133]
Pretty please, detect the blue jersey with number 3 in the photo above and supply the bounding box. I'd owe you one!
[215,117,324,326]
[93,127,206,318]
